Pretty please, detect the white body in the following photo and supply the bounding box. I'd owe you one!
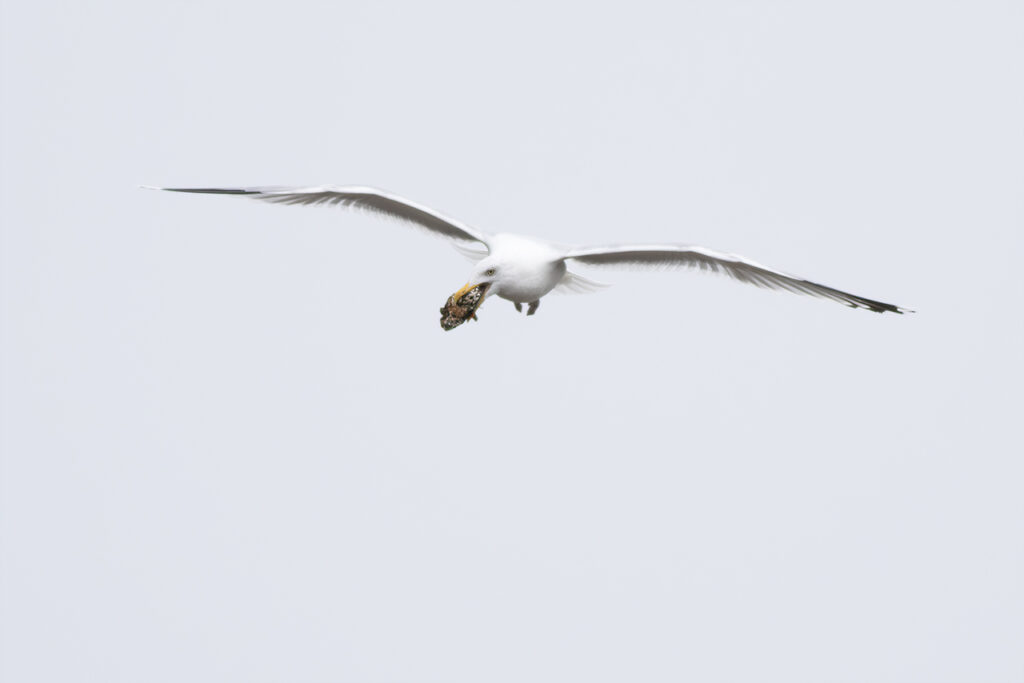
[472,234,567,304]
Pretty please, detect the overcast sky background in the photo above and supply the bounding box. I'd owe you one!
[2,1,1022,681]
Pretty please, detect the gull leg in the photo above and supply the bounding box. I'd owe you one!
[514,302,522,313]
[527,300,540,316]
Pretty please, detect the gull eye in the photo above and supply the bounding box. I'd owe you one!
[484,268,496,276]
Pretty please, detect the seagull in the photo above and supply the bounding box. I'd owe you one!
[149,185,912,329]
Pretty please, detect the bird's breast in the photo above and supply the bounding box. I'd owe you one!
[494,259,566,303]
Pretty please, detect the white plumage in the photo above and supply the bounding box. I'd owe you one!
[150,185,912,327]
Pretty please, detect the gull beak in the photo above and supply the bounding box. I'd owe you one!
[439,282,489,331]
[452,282,480,301]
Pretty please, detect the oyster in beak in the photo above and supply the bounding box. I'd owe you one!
[440,283,488,331]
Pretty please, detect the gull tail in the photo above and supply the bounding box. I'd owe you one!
[554,269,611,295]
[450,240,489,263]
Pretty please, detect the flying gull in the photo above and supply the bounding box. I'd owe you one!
[149,185,912,329]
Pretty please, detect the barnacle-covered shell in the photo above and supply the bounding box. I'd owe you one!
[439,284,487,330]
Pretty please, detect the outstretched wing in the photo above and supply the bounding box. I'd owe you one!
[151,185,490,247]
[565,244,911,314]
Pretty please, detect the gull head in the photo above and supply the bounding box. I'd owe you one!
[439,262,501,331]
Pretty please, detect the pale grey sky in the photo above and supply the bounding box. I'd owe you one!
[1,1,1022,681]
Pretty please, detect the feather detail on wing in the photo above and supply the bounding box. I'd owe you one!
[565,244,912,313]
[152,185,490,246]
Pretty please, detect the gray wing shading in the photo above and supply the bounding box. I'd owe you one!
[152,185,490,246]
[565,244,912,314]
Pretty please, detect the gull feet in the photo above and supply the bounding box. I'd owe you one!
[514,302,522,313]
[527,300,540,316]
